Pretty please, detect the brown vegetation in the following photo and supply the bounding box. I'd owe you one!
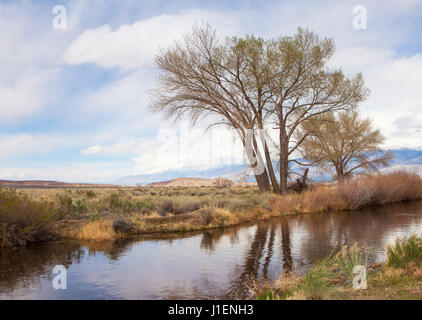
[2,171,422,246]
[270,171,422,214]
[74,220,118,241]
[0,188,57,247]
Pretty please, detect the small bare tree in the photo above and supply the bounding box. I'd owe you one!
[297,112,393,181]
[214,178,234,188]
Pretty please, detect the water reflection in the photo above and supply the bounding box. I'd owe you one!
[1,201,422,299]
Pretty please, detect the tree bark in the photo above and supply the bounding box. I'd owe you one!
[279,131,289,195]
[243,132,271,192]
[264,143,280,193]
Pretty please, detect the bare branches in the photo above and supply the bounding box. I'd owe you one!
[297,112,393,180]
[151,24,370,193]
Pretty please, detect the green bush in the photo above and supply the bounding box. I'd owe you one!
[386,235,422,268]
[107,192,122,209]
[335,244,368,285]
[0,188,57,247]
[57,194,73,214]
[85,190,97,199]
[302,253,338,299]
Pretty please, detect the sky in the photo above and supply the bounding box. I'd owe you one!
[1,0,422,182]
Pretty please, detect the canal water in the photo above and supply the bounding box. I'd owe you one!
[1,201,422,299]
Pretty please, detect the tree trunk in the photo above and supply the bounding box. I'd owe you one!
[264,143,280,193]
[255,171,271,192]
[334,163,345,183]
[280,158,288,195]
[279,133,289,195]
[242,132,271,192]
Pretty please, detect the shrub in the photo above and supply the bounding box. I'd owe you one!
[0,188,57,247]
[270,171,422,214]
[301,253,338,299]
[72,199,88,214]
[57,193,73,214]
[335,244,368,285]
[107,192,122,209]
[112,218,135,235]
[85,190,97,199]
[386,235,422,268]
[210,208,238,227]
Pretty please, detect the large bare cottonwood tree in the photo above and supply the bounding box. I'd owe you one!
[151,24,369,194]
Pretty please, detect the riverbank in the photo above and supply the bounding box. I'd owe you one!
[254,235,422,300]
[1,171,422,247]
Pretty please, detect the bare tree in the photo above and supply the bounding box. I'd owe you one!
[151,24,368,194]
[297,112,393,181]
[151,24,272,192]
[263,29,369,193]
[213,178,234,188]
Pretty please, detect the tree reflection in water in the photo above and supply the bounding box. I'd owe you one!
[1,201,422,299]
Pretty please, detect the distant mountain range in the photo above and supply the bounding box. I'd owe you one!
[383,148,422,175]
[2,148,420,188]
[113,148,422,186]
[391,148,422,165]
[0,180,120,188]
[113,164,249,186]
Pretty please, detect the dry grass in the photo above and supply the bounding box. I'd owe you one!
[74,220,118,241]
[270,171,422,215]
[7,171,422,244]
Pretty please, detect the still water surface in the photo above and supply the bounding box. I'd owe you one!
[1,201,422,299]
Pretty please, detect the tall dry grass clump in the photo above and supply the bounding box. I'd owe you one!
[0,188,57,247]
[75,220,118,241]
[341,171,422,209]
[270,171,422,215]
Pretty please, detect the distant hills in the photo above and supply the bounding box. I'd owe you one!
[0,180,120,188]
[147,177,217,187]
[383,148,422,175]
[1,148,421,188]
[113,164,250,186]
[113,148,422,186]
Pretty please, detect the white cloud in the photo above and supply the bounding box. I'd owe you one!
[0,134,64,158]
[329,47,422,149]
[63,9,242,70]
[0,70,57,119]
[81,123,247,174]
[81,139,149,155]
[82,69,153,114]
[0,2,68,120]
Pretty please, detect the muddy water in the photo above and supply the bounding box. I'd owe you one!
[1,201,422,300]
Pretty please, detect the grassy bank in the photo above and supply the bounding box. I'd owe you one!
[1,171,422,247]
[254,235,422,300]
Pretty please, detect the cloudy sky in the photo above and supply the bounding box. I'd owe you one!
[1,0,422,182]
